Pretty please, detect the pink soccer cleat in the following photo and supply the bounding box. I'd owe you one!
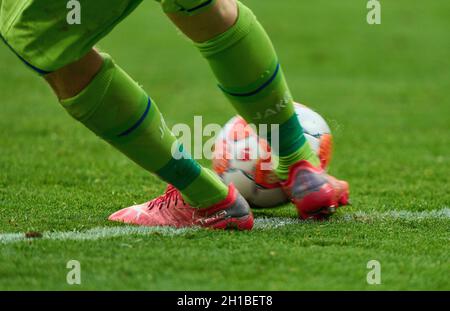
[281,160,350,220]
[108,184,254,230]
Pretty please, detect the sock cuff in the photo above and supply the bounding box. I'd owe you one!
[269,114,306,156]
[59,53,153,141]
[182,168,229,207]
[60,53,115,122]
[156,143,202,190]
[195,1,255,58]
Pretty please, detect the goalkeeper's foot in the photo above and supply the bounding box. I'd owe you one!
[281,160,350,220]
[108,184,254,230]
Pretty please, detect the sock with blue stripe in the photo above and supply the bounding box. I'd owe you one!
[60,53,228,207]
[195,1,320,179]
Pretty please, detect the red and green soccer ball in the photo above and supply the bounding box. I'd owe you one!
[212,103,333,208]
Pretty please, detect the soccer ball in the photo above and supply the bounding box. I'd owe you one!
[212,103,333,208]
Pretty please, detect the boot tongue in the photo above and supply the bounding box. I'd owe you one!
[165,184,177,193]
[164,185,185,206]
[147,185,180,209]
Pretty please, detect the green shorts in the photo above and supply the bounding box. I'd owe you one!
[0,0,216,73]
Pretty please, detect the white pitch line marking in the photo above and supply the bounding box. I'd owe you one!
[0,208,448,244]
[341,208,450,221]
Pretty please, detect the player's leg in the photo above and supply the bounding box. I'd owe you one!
[163,0,319,180]
[44,50,103,100]
[47,49,226,206]
[161,0,349,219]
[49,50,252,229]
[0,0,253,229]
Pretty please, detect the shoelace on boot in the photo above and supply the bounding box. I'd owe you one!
[147,185,187,210]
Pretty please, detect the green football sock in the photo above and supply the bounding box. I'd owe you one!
[60,53,227,207]
[195,1,319,179]
[272,143,320,180]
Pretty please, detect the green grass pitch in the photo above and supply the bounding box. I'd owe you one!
[0,0,449,290]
